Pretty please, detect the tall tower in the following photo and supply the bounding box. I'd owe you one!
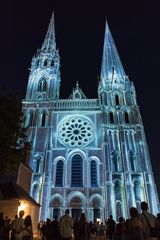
[22,15,159,222]
[98,21,159,216]
[25,13,60,102]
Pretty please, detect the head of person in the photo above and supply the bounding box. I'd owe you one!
[130,207,139,218]
[80,213,86,222]
[24,215,32,227]
[15,214,18,219]
[65,209,69,215]
[119,217,124,223]
[19,210,25,218]
[141,201,148,211]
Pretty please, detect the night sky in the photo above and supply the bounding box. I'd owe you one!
[1,1,160,195]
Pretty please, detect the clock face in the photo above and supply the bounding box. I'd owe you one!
[58,115,95,147]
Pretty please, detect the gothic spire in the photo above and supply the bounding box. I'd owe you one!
[100,20,127,88]
[41,12,56,53]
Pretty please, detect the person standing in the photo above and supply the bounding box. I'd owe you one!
[126,207,143,240]
[14,211,25,240]
[51,216,60,240]
[0,212,5,240]
[59,209,73,240]
[107,215,116,240]
[140,201,159,240]
[21,216,33,240]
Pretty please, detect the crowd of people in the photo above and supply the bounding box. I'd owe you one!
[0,210,33,240]
[37,202,160,240]
[1,201,160,240]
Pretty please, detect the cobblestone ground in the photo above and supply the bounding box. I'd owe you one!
[33,235,108,240]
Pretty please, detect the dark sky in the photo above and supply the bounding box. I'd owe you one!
[0,1,160,195]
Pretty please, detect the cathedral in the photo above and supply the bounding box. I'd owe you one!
[22,13,159,222]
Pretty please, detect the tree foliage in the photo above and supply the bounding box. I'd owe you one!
[0,94,28,175]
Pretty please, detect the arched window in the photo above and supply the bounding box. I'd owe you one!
[41,113,46,127]
[38,77,47,92]
[125,112,129,123]
[51,60,54,66]
[115,94,120,105]
[134,181,142,201]
[29,112,34,127]
[44,59,48,67]
[55,160,64,187]
[109,112,114,124]
[115,181,122,200]
[71,154,83,187]
[91,160,98,187]
[36,157,41,173]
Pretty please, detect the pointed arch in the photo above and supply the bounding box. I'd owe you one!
[38,77,47,92]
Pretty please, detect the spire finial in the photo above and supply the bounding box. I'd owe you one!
[76,81,79,88]
[41,12,56,52]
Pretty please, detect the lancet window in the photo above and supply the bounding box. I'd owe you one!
[115,94,120,105]
[55,160,64,187]
[71,154,83,187]
[38,77,47,92]
[125,112,130,124]
[91,160,98,187]
[129,151,136,171]
[109,112,114,124]
[40,112,46,127]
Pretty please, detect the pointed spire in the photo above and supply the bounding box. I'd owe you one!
[41,12,56,53]
[100,20,127,87]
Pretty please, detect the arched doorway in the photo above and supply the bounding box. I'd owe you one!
[89,194,104,222]
[49,194,63,220]
[67,192,86,222]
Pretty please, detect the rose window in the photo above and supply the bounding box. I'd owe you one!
[58,116,94,147]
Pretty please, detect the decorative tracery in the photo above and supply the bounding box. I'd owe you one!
[58,116,94,147]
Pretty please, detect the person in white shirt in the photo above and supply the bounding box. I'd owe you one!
[59,209,73,240]
[14,211,25,240]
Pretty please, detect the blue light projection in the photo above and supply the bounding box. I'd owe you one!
[22,14,159,222]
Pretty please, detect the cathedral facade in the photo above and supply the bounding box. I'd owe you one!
[22,14,159,221]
